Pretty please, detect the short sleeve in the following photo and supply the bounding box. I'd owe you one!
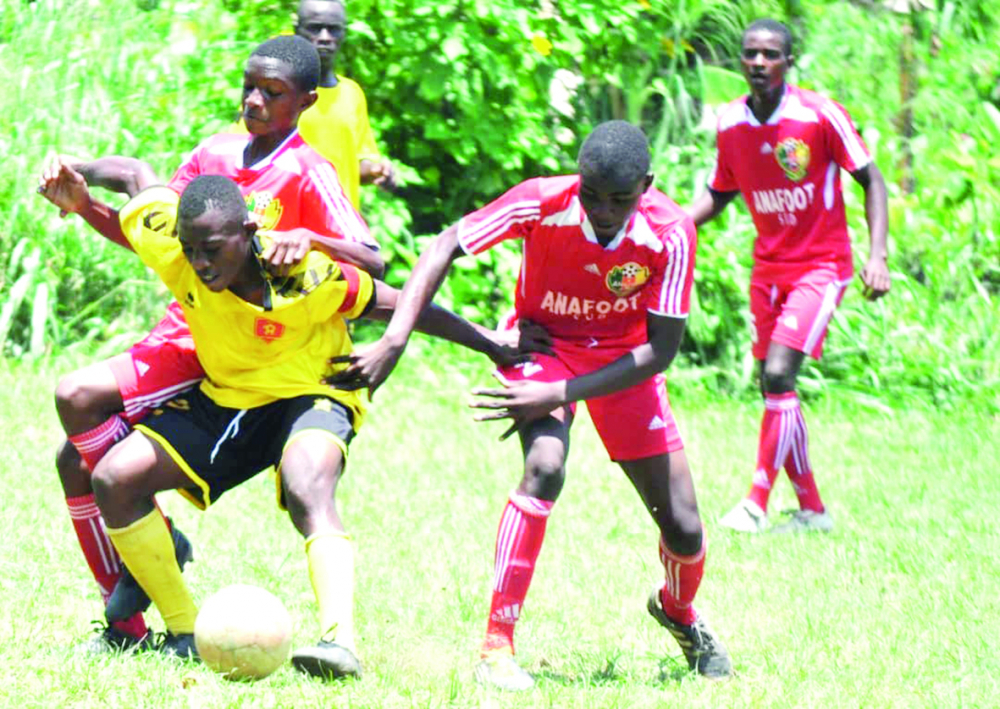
[820,99,872,173]
[707,131,739,193]
[646,219,696,318]
[299,257,375,323]
[118,187,184,276]
[353,88,381,161]
[167,143,205,195]
[457,178,543,255]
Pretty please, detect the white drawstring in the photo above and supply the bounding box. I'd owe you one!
[210,409,247,464]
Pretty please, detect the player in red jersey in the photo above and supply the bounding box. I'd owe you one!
[331,121,733,689]
[40,35,386,653]
[689,19,890,534]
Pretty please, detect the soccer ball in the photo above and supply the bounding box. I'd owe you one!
[194,584,293,680]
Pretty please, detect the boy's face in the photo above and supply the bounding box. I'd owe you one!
[178,206,255,293]
[242,56,315,136]
[578,172,653,242]
[296,0,346,64]
[741,30,791,98]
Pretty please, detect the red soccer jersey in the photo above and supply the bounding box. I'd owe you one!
[708,84,871,282]
[168,130,375,248]
[457,175,695,349]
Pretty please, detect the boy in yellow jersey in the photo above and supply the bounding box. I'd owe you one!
[42,170,530,679]
[294,0,396,208]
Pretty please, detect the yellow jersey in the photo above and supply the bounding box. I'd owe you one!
[119,186,374,424]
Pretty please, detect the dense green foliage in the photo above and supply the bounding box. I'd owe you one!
[1,0,997,407]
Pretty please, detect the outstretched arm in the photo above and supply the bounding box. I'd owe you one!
[852,162,890,300]
[471,313,687,440]
[687,188,739,228]
[324,224,465,397]
[261,228,386,279]
[36,157,138,251]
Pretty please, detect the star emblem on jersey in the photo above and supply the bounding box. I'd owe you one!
[605,262,651,297]
[254,317,285,342]
[245,191,284,231]
[775,137,811,182]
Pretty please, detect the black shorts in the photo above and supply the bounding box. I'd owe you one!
[136,387,355,510]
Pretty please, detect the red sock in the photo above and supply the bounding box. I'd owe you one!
[747,392,798,512]
[784,404,825,512]
[68,415,131,471]
[66,494,148,637]
[658,535,706,626]
[482,493,554,656]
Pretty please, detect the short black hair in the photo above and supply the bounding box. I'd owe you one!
[250,35,321,92]
[178,175,247,227]
[577,121,651,186]
[743,18,793,57]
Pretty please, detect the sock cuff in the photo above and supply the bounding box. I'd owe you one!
[66,493,99,515]
[68,415,128,449]
[509,492,555,518]
[764,391,800,411]
[106,508,162,539]
[658,531,706,565]
[305,530,352,553]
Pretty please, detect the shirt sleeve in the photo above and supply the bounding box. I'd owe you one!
[353,87,381,162]
[118,187,184,277]
[302,161,378,248]
[820,99,872,173]
[302,257,375,323]
[456,178,542,255]
[167,143,205,195]
[646,218,696,318]
[706,130,739,193]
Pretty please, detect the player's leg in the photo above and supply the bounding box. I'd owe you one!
[475,410,571,691]
[91,428,200,656]
[274,398,362,681]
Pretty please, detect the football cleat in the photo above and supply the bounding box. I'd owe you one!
[647,588,733,680]
[292,641,362,680]
[157,632,199,660]
[718,498,768,533]
[474,653,535,692]
[75,622,154,656]
[105,518,194,624]
[770,508,834,534]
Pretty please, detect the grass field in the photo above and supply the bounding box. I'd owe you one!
[1,350,998,708]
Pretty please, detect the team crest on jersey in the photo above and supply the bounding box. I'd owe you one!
[245,191,284,231]
[254,317,285,343]
[775,138,810,181]
[605,262,650,297]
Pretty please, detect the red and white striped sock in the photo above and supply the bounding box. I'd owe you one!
[68,415,131,471]
[784,404,825,512]
[658,534,706,626]
[747,392,799,512]
[482,493,554,656]
[66,493,148,637]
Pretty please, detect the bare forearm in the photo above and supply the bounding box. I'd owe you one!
[78,196,132,251]
[864,165,889,259]
[77,157,159,197]
[367,300,495,356]
[563,342,675,403]
[688,189,737,227]
[311,237,385,279]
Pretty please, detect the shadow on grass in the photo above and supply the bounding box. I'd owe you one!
[528,653,692,688]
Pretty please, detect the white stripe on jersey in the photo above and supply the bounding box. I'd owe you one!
[309,162,372,245]
[821,103,870,169]
[123,378,202,420]
[823,162,837,210]
[459,201,540,254]
[654,225,692,316]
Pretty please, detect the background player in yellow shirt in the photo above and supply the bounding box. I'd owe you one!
[39,168,539,679]
[294,0,397,208]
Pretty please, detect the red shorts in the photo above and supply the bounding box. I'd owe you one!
[497,344,683,462]
[108,302,205,425]
[749,267,850,360]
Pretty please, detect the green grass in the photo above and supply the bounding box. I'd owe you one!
[1,350,998,708]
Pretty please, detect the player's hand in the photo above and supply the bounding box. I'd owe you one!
[364,160,398,192]
[470,374,567,441]
[486,319,555,368]
[860,255,891,301]
[37,155,90,217]
[261,228,310,277]
[325,336,406,400]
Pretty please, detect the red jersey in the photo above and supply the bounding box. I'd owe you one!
[168,130,375,248]
[708,84,871,281]
[457,175,695,349]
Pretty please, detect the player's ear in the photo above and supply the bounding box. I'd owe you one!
[300,90,319,113]
[244,219,258,239]
[786,52,795,69]
[642,174,654,192]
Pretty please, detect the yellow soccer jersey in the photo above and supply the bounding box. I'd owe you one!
[297,77,381,209]
[119,187,374,422]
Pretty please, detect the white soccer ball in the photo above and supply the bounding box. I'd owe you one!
[194,584,293,680]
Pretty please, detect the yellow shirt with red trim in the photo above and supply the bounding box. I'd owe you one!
[119,186,374,422]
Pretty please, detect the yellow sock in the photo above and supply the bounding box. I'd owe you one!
[107,510,198,634]
[306,531,355,652]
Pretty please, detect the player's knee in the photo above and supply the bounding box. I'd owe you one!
[91,455,144,510]
[660,518,702,557]
[760,364,797,394]
[54,372,103,422]
[522,453,565,500]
